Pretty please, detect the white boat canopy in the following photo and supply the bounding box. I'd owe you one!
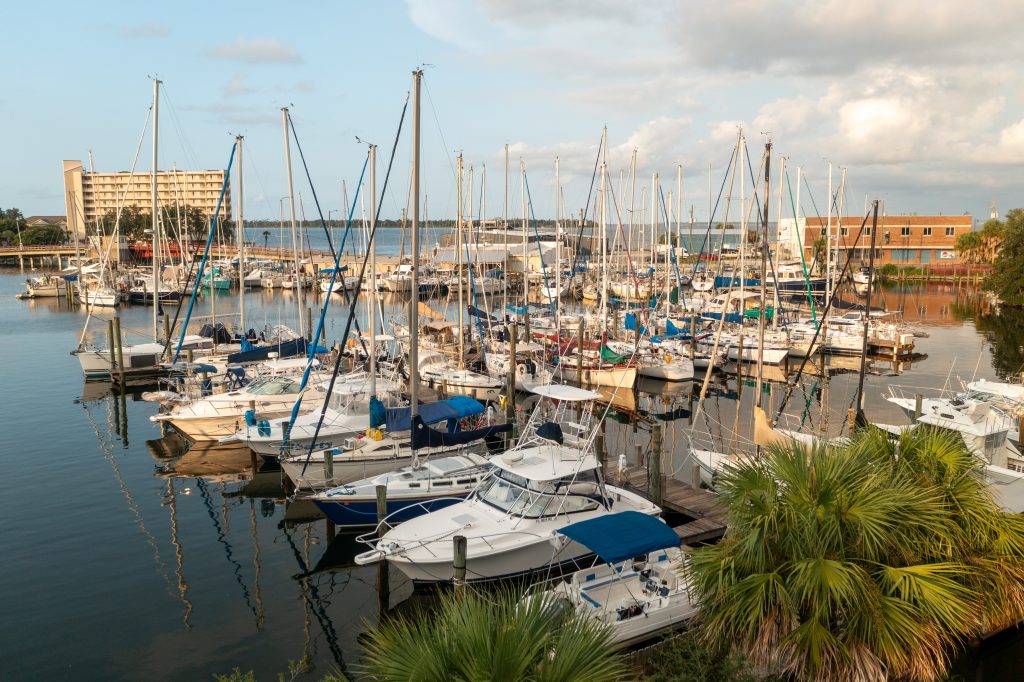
[529,384,602,402]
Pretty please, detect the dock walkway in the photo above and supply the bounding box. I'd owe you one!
[622,470,728,545]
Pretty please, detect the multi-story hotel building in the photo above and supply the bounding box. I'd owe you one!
[62,160,231,236]
[779,214,974,266]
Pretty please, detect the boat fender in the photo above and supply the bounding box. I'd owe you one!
[244,409,257,427]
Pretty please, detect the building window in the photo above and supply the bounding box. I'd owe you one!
[864,227,871,236]
[840,227,849,236]
[900,226,911,237]
[945,227,955,236]
[923,227,932,236]
[820,228,827,236]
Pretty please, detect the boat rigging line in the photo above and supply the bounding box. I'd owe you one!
[298,87,411,476]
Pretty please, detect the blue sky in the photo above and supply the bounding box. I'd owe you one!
[4,1,1023,223]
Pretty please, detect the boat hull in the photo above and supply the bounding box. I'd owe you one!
[314,495,466,528]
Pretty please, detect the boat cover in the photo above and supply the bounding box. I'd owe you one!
[559,511,680,564]
[624,312,648,336]
[385,396,485,433]
[468,305,497,322]
[226,338,312,364]
[600,345,627,364]
[410,415,511,450]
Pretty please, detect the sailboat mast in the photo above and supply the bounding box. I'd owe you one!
[236,135,245,334]
[555,157,561,334]
[773,155,784,331]
[651,172,658,278]
[676,164,682,263]
[826,161,833,304]
[520,159,528,312]
[755,142,771,410]
[503,144,509,317]
[409,70,422,417]
[369,143,377,398]
[457,153,465,368]
[281,107,305,338]
[151,78,160,340]
[856,200,880,421]
[600,126,608,332]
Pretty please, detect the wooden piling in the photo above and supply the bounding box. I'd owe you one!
[323,446,334,485]
[163,315,171,357]
[576,319,585,384]
[914,394,923,420]
[112,317,126,388]
[650,424,663,507]
[453,535,467,590]
[376,484,388,534]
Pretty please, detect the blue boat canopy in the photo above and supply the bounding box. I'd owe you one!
[558,511,679,564]
[385,395,484,432]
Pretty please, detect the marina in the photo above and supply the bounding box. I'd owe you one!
[4,258,1022,679]
[5,6,1024,678]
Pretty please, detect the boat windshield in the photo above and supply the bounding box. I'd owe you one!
[476,469,601,518]
[246,377,301,396]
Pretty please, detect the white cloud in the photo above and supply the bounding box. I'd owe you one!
[403,0,1024,216]
[223,75,256,97]
[121,22,169,40]
[208,37,302,64]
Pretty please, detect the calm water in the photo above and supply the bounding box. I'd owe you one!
[0,269,1020,681]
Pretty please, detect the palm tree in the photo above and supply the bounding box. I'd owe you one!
[689,426,1024,682]
[262,230,270,249]
[360,588,628,682]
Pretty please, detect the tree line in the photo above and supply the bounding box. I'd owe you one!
[0,207,69,246]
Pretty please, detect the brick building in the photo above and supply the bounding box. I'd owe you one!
[797,215,974,266]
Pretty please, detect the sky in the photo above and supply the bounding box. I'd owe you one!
[3,0,1023,224]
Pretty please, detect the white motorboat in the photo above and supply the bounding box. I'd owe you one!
[312,453,492,528]
[353,384,660,582]
[382,263,415,293]
[243,269,273,288]
[23,275,63,298]
[966,379,1024,409]
[281,436,491,490]
[539,512,698,647]
[279,394,504,489]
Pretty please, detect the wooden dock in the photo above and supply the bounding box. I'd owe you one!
[622,470,728,545]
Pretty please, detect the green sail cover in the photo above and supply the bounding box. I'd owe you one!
[600,345,627,364]
[743,307,774,320]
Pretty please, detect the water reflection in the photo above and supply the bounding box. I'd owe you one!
[975,302,1024,380]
